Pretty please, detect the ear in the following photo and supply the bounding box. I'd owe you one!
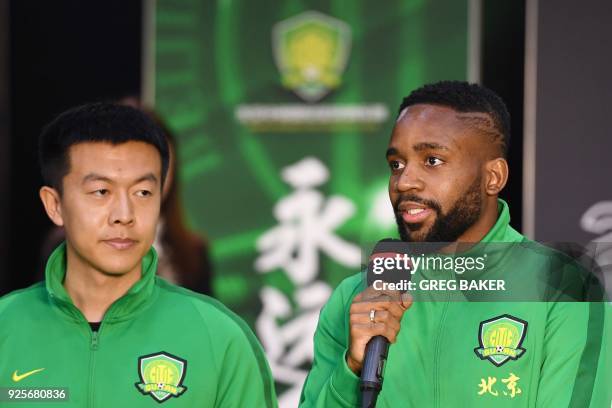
[484,158,509,196]
[39,186,64,226]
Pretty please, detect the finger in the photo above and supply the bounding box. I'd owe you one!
[349,309,394,325]
[349,311,401,333]
[351,322,388,338]
[360,287,403,302]
[353,290,413,317]
[383,300,409,320]
[350,299,408,320]
[400,292,414,310]
[352,293,405,310]
[383,325,400,343]
[350,301,381,316]
[351,322,402,344]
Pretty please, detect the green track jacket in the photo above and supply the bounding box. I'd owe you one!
[0,244,277,407]
[300,200,610,407]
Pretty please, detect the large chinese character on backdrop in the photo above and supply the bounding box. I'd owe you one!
[153,1,469,405]
[255,157,360,405]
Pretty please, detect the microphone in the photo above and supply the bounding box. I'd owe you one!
[360,238,409,408]
[360,335,390,408]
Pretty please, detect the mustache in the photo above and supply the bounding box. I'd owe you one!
[393,194,442,214]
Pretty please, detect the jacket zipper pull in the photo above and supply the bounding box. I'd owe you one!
[91,331,99,350]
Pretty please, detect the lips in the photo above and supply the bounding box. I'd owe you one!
[398,202,433,224]
[103,238,137,250]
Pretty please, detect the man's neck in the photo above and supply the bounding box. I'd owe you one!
[63,247,141,323]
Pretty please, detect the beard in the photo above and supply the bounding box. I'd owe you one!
[394,175,483,243]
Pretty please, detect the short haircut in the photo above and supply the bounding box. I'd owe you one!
[398,81,511,157]
[38,102,169,193]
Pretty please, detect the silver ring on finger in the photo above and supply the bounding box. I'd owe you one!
[369,309,376,323]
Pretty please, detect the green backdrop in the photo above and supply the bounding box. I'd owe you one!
[154,1,468,404]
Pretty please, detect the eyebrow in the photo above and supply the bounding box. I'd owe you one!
[81,172,158,185]
[385,142,450,158]
[412,142,450,152]
[385,147,399,158]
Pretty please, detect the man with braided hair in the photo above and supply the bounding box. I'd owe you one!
[300,81,608,407]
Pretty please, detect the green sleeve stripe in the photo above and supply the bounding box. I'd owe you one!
[568,301,605,407]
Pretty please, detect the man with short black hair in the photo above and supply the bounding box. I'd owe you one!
[0,103,277,407]
[299,81,607,407]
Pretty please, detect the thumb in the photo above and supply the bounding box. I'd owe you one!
[400,293,413,310]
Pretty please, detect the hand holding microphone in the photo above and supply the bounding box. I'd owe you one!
[347,239,414,407]
[346,286,412,374]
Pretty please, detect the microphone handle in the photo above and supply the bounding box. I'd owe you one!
[360,335,390,408]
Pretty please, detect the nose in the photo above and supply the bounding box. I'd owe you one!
[395,162,425,193]
[109,191,135,226]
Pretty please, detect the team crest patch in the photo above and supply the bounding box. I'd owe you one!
[272,11,352,102]
[474,314,528,367]
[135,351,188,402]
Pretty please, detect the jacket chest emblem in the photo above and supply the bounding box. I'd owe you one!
[474,314,528,366]
[135,351,188,402]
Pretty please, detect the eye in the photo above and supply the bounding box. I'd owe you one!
[92,189,109,197]
[389,160,405,172]
[136,190,153,197]
[425,156,444,167]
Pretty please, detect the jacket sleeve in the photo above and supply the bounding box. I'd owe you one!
[590,303,611,408]
[214,317,278,408]
[535,300,607,407]
[299,277,363,407]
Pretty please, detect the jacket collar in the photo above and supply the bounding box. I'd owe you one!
[480,198,523,243]
[45,242,158,323]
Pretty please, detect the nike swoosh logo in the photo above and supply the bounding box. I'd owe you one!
[12,368,45,382]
